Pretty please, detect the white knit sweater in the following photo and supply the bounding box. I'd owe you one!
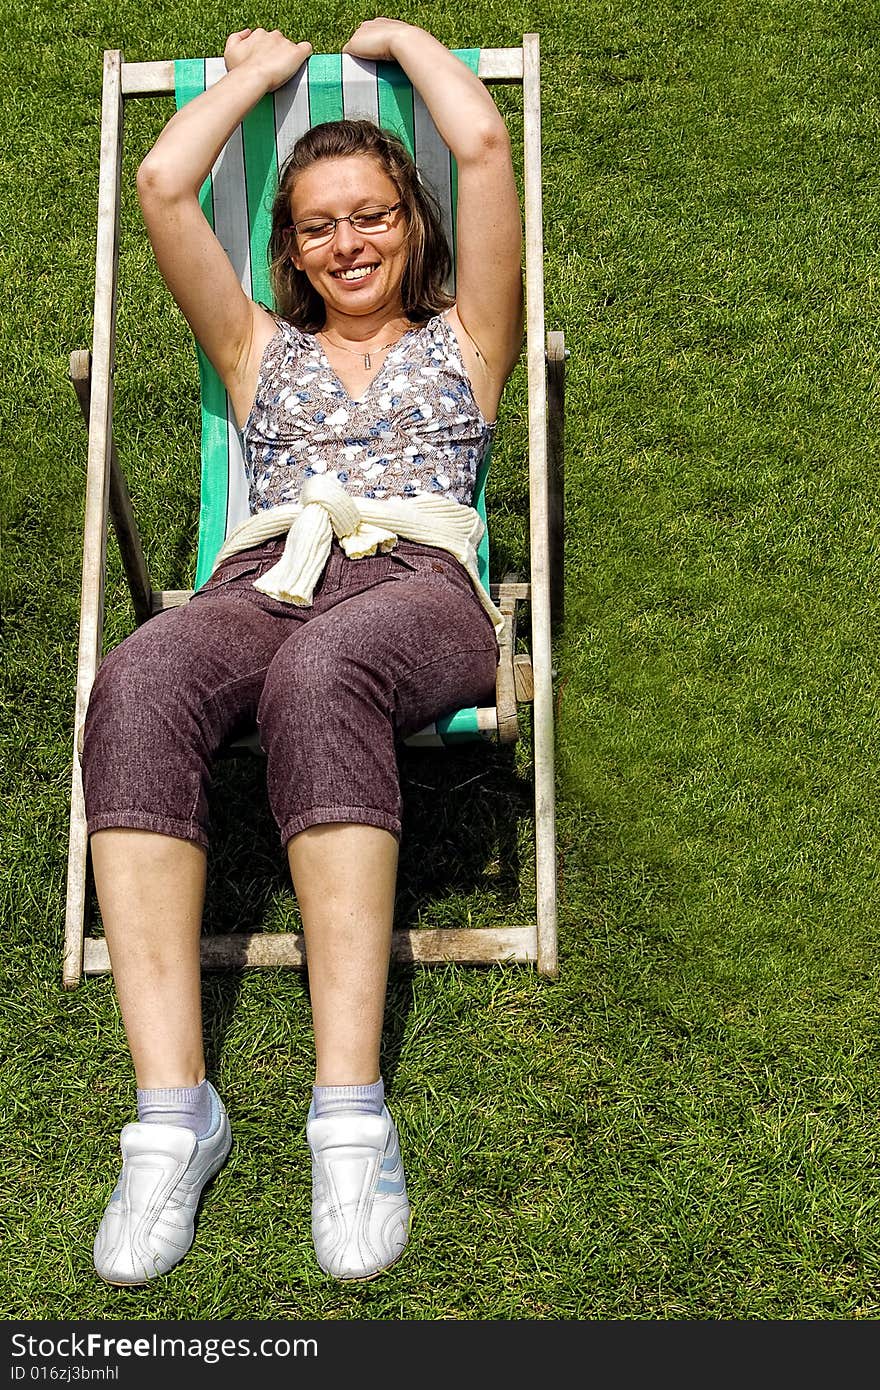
[209,475,505,637]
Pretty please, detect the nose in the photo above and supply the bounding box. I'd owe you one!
[333,216,365,253]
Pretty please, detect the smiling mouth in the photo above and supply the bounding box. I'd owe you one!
[332,264,378,282]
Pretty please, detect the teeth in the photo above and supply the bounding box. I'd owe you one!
[337,265,375,281]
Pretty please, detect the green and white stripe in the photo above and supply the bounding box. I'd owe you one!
[174,51,489,743]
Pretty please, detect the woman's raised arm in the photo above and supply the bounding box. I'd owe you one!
[343,20,524,412]
[137,29,311,424]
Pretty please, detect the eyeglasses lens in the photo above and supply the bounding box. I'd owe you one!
[293,204,399,245]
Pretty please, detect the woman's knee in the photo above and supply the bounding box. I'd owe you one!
[259,635,402,841]
[81,618,221,821]
[258,625,389,744]
[84,625,197,753]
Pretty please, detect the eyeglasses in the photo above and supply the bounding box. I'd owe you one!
[291,202,403,247]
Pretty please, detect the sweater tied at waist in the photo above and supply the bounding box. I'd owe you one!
[209,476,505,637]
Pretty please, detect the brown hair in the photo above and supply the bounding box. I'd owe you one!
[268,119,453,331]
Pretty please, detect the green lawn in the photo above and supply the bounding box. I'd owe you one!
[3,0,880,1323]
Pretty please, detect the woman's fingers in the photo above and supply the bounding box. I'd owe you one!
[223,28,255,68]
[224,29,312,87]
[342,18,410,61]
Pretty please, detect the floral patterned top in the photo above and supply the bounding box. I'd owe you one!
[241,310,495,512]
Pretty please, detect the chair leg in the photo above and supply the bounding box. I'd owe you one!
[63,760,89,989]
[546,330,566,635]
[533,726,558,979]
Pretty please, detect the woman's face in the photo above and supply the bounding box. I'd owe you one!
[288,155,409,321]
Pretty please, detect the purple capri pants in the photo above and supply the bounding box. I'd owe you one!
[82,537,499,849]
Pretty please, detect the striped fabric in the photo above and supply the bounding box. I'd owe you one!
[174,51,492,746]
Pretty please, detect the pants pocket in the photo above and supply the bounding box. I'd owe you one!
[389,545,474,595]
[192,558,263,596]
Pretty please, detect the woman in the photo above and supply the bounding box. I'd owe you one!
[83,18,523,1284]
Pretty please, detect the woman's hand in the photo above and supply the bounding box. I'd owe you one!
[224,27,312,91]
[342,17,420,62]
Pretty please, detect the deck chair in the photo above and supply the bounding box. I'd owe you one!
[64,35,565,988]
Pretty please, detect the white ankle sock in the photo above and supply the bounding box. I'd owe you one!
[312,1078,385,1117]
[136,1079,214,1137]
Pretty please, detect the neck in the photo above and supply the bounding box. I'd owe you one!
[321,306,410,346]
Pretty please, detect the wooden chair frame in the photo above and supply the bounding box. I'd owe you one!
[63,35,565,987]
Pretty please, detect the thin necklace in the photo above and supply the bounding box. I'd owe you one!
[319,328,407,370]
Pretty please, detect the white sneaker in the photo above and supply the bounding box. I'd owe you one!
[308,1104,410,1280]
[93,1083,231,1285]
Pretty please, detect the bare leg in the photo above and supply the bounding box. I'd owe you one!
[90,828,207,1089]
[287,823,398,1085]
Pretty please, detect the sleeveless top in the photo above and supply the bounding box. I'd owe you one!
[241,311,495,514]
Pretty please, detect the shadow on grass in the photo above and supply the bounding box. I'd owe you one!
[198,737,535,1086]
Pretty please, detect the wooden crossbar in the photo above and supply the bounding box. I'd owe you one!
[82,925,538,975]
[120,49,525,98]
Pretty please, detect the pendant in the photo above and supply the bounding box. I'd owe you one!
[364,352,371,368]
